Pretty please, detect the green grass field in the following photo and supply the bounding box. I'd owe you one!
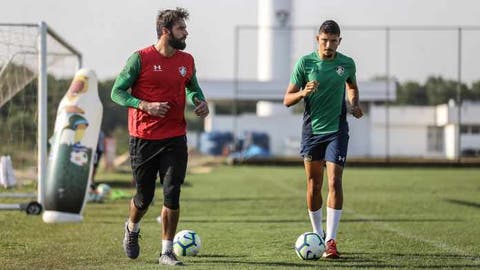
[1,166,479,269]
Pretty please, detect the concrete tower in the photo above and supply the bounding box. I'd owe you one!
[257,0,292,82]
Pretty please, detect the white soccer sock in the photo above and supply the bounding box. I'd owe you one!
[308,208,324,238]
[162,240,173,254]
[127,219,140,233]
[326,207,342,242]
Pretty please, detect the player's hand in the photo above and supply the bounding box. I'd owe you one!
[302,81,318,98]
[193,97,209,118]
[350,104,363,119]
[140,101,171,117]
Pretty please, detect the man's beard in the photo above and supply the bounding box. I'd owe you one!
[169,33,186,50]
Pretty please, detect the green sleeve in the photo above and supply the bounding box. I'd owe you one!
[347,58,357,83]
[290,57,306,88]
[185,70,206,105]
[111,52,142,108]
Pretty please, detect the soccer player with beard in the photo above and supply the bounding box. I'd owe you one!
[111,7,208,266]
[283,20,363,259]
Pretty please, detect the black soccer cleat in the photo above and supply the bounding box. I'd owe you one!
[123,221,140,259]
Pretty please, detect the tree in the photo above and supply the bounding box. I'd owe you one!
[424,76,468,105]
[469,80,480,101]
[98,79,127,135]
[396,81,427,105]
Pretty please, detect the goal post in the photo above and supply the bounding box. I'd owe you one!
[0,22,82,204]
[38,22,82,205]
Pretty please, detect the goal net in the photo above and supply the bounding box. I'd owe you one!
[0,22,82,202]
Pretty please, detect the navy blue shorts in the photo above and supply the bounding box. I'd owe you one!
[300,124,349,167]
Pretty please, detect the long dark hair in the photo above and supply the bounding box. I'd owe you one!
[156,7,190,39]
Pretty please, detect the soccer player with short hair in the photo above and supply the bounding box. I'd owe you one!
[283,20,363,259]
[111,7,208,266]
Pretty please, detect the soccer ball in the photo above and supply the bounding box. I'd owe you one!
[96,183,111,199]
[173,230,201,256]
[294,232,325,260]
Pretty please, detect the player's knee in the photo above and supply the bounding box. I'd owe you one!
[312,181,323,191]
[328,177,343,190]
[133,190,154,211]
[307,177,322,191]
[164,184,181,210]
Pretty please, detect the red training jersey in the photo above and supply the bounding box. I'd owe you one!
[128,46,195,140]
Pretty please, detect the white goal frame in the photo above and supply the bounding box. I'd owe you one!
[0,22,82,204]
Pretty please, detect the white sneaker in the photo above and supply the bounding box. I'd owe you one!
[159,251,183,266]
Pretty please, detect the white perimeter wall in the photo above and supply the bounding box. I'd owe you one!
[369,106,444,157]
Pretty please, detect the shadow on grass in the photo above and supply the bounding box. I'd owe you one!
[147,254,248,264]
[184,252,480,269]
[341,252,480,268]
[196,254,247,258]
[346,251,479,259]
[189,259,328,268]
[188,259,404,269]
[444,198,480,209]
[96,180,192,188]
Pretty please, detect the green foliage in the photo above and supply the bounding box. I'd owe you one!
[396,81,427,105]
[1,166,479,269]
[111,126,130,155]
[98,79,127,135]
[0,75,70,158]
[395,76,479,105]
[424,76,465,105]
[469,80,480,100]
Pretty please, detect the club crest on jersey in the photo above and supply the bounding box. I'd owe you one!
[336,66,345,76]
[179,66,187,77]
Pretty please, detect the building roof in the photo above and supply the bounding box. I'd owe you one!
[198,79,397,102]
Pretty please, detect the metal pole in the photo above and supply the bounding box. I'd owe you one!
[385,27,390,162]
[76,54,83,70]
[233,26,239,147]
[456,28,462,162]
[37,21,47,205]
[0,23,38,27]
[46,27,82,62]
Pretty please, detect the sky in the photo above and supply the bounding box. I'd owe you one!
[2,0,480,84]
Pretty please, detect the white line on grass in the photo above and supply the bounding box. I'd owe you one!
[346,209,479,263]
